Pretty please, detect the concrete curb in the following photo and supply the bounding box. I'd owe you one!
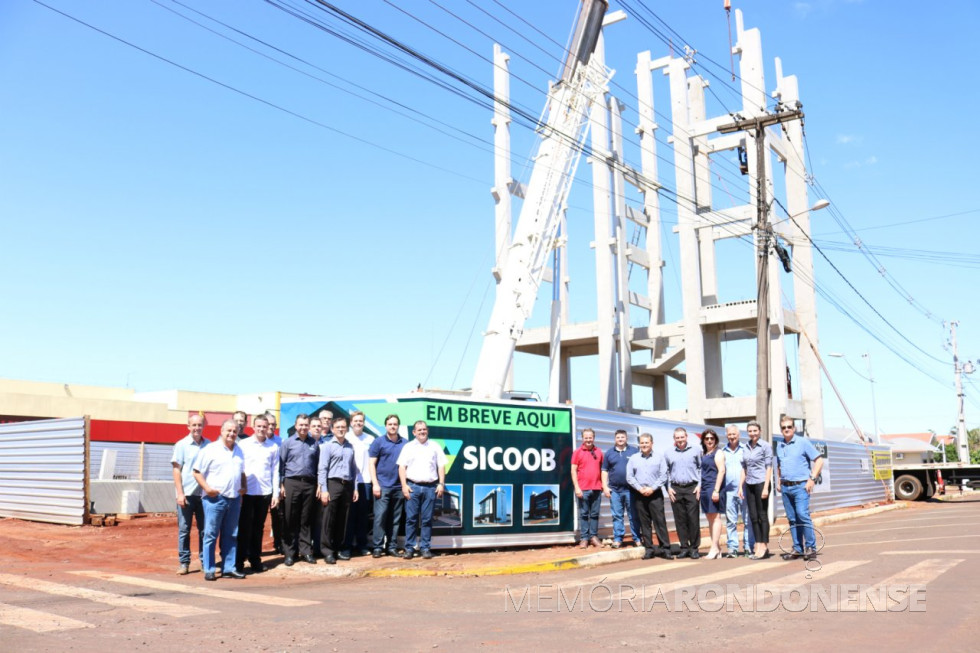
[279,502,909,579]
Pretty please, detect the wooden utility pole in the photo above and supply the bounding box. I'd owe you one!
[717,109,803,439]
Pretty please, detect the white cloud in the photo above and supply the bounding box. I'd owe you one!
[836,134,861,144]
[794,2,812,17]
[843,155,878,169]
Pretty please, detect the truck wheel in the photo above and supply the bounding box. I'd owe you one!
[895,474,923,501]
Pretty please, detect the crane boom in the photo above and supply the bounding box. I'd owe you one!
[471,0,611,399]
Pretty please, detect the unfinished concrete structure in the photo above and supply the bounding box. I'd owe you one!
[487,10,825,435]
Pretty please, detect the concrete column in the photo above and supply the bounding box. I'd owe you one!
[636,51,669,409]
[667,57,706,420]
[590,35,617,411]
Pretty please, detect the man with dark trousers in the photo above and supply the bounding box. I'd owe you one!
[343,410,374,557]
[369,414,407,558]
[236,414,279,574]
[279,413,319,566]
[627,433,672,560]
[318,416,358,564]
[665,427,702,559]
[264,411,284,554]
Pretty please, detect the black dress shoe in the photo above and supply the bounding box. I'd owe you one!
[302,554,316,564]
[204,572,216,581]
[781,551,803,561]
[225,570,246,579]
[689,550,701,559]
[337,551,351,561]
[249,562,265,573]
[675,549,689,559]
[722,552,738,559]
[387,549,402,558]
[403,550,415,560]
[421,550,434,559]
[284,557,295,567]
[804,547,818,561]
[323,554,337,565]
[372,548,383,558]
[642,550,656,560]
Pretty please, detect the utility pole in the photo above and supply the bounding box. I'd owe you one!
[950,321,972,463]
[717,108,803,440]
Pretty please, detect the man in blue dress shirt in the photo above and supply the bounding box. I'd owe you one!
[318,416,359,564]
[627,433,671,560]
[775,417,825,561]
[665,427,702,559]
[279,414,319,566]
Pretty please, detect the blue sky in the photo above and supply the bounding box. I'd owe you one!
[2,0,978,437]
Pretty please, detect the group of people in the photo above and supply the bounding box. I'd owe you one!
[174,408,825,579]
[571,416,824,562]
[171,409,448,580]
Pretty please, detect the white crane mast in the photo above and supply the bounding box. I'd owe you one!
[471,0,612,399]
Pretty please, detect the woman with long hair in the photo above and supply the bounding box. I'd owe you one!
[743,421,774,560]
[699,429,727,559]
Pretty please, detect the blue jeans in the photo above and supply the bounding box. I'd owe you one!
[781,483,815,552]
[724,490,754,552]
[373,486,405,550]
[578,490,601,541]
[404,482,436,552]
[608,488,640,543]
[202,494,241,574]
[176,495,204,565]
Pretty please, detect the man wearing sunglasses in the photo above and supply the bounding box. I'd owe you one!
[775,417,824,561]
[571,428,604,548]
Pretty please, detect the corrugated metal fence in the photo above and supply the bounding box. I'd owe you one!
[0,417,88,525]
[89,442,173,481]
[574,406,893,539]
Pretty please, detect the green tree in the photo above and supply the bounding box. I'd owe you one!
[934,427,980,463]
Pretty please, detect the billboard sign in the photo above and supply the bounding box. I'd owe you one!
[280,394,575,548]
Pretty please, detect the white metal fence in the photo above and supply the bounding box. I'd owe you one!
[0,417,88,525]
[573,406,892,540]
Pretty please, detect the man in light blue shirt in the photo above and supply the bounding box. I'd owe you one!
[775,417,825,561]
[665,428,701,559]
[627,433,671,560]
[171,414,209,575]
[722,425,753,557]
[318,416,358,564]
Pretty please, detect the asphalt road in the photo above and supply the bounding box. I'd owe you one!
[1,498,977,651]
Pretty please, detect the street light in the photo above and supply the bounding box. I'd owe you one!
[828,352,879,443]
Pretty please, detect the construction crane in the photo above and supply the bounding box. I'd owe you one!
[471,0,612,400]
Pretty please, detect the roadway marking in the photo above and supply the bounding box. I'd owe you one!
[826,534,977,547]
[602,560,793,598]
[0,602,94,633]
[882,550,977,555]
[877,558,963,585]
[71,571,320,607]
[852,512,975,525]
[0,574,215,618]
[581,560,692,583]
[828,524,980,535]
[698,560,870,608]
